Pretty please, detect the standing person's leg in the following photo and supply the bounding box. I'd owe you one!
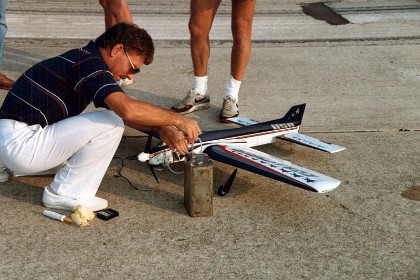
[171,0,221,114]
[220,0,256,121]
[0,0,14,90]
[0,0,7,66]
[230,0,256,82]
[99,0,133,30]
[99,0,134,87]
[0,0,8,181]
[189,0,221,78]
[0,111,124,210]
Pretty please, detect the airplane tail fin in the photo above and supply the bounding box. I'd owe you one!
[281,103,306,124]
[260,103,306,126]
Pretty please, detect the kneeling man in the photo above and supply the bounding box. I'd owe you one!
[0,23,201,211]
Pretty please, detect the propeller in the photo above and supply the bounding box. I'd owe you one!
[148,164,160,183]
[144,134,160,183]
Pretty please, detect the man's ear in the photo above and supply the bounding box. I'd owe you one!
[110,43,124,57]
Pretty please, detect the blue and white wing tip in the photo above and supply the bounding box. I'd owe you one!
[311,179,341,193]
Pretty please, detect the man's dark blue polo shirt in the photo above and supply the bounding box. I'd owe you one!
[0,41,122,127]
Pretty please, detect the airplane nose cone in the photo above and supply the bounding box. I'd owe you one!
[138,152,150,162]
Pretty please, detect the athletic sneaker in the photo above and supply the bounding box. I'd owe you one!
[219,96,239,122]
[171,89,210,114]
[42,187,108,211]
[0,167,9,182]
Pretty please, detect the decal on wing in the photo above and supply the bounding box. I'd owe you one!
[205,145,341,193]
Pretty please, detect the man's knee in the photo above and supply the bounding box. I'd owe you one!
[232,18,253,37]
[89,111,125,137]
[101,110,124,129]
[189,21,210,40]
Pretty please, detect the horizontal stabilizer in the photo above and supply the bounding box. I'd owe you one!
[205,145,341,193]
[226,104,306,127]
[226,116,259,126]
[278,133,345,153]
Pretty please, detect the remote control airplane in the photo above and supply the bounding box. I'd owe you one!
[137,104,345,195]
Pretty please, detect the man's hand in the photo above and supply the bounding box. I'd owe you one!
[173,116,201,145]
[158,126,190,155]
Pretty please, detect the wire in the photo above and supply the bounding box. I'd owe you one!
[196,137,203,153]
[167,153,185,174]
[112,156,139,190]
[190,137,203,154]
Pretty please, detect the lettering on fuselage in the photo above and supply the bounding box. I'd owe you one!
[228,147,319,184]
[270,122,295,130]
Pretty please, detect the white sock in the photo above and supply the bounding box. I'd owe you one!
[193,76,208,96]
[224,76,241,100]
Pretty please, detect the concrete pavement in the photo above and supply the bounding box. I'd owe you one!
[5,0,420,41]
[0,0,419,279]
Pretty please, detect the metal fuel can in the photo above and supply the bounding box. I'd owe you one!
[184,153,213,217]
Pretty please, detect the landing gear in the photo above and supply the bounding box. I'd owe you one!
[218,169,238,196]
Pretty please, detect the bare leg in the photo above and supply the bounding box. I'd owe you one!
[99,0,134,86]
[189,0,222,77]
[99,0,133,30]
[230,0,256,81]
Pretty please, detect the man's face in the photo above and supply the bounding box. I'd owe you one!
[106,44,144,82]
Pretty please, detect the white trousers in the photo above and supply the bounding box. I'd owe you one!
[0,110,124,198]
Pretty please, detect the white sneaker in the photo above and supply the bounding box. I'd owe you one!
[219,96,239,122]
[0,167,9,182]
[42,187,108,211]
[171,89,210,114]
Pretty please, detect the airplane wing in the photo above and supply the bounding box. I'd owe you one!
[204,145,341,193]
[277,133,346,153]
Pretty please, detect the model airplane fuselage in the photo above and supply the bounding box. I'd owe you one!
[138,104,345,193]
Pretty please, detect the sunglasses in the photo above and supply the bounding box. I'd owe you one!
[124,50,141,74]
